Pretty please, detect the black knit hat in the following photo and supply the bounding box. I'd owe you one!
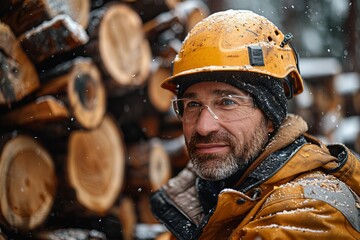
[176,71,288,131]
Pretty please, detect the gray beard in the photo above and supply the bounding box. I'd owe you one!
[188,118,269,181]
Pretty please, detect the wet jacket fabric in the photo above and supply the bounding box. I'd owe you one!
[150,114,360,240]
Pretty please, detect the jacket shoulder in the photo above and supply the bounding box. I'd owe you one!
[263,171,360,232]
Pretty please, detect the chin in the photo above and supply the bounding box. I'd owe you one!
[194,160,238,181]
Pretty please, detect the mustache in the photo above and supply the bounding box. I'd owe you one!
[188,132,234,150]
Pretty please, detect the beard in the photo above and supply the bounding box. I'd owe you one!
[187,117,269,181]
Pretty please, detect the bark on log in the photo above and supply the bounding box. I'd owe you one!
[158,109,183,139]
[0,0,90,36]
[110,196,136,240]
[355,133,360,154]
[0,0,14,17]
[143,0,209,68]
[125,138,171,196]
[62,115,126,215]
[107,87,165,142]
[143,0,209,37]
[0,22,39,107]
[342,92,360,116]
[85,3,151,93]
[160,135,189,173]
[137,194,159,224]
[19,14,89,64]
[123,0,179,23]
[107,62,173,136]
[0,134,57,232]
[36,58,106,130]
[0,232,6,240]
[0,95,69,129]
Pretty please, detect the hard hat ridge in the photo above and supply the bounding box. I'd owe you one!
[161,9,304,98]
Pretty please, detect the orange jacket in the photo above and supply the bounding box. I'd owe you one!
[151,114,360,239]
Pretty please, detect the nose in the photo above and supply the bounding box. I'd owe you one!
[195,106,220,136]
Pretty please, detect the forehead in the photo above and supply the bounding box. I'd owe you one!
[182,81,248,98]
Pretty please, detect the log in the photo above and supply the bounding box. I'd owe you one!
[143,0,209,68]
[107,62,173,135]
[19,14,89,63]
[63,115,126,215]
[137,194,158,224]
[123,0,179,23]
[160,135,189,174]
[355,133,360,154]
[107,85,163,126]
[143,0,210,37]
[0,22,40,107]
[0,0,14,17]
[158,109,183,139]
[0,95,69,129]
[147,64,173,113]
[36,57,106,130]
[125,138,171,196]
[0,0,90,36]
[107,86,165,142]
[0,134,57,232]
[85,3,151,93]
[108,63,173,140]
[156,232,172,240]
[36,228,107,240]
[110,196,137,240]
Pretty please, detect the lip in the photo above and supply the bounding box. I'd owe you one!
[195,143,229,154]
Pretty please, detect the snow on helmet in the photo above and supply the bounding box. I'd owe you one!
[161,9,303,98]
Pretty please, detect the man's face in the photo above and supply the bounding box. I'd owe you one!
[182,81,273,181]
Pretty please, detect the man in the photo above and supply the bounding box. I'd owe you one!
[150,10,360,239]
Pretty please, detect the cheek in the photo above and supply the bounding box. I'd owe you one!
[182,123,193,143]
[225,118,261,140]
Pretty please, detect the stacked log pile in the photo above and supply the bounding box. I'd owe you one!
[0,0,209,239]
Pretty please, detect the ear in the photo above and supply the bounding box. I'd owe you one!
[267,120,275,133]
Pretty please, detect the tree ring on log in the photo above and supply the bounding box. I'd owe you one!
[98,4,151,87]
[0,135,57,231]
[67,115,125,214]
[67,59,106,129]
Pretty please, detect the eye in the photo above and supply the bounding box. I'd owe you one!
[185,100,201,109]
[222,98,238,106]
[216,97,239,108]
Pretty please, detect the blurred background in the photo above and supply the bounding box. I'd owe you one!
[0,0,359,239]
[205,0,360,150]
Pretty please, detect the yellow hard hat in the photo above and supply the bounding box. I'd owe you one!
[161,9,303,98]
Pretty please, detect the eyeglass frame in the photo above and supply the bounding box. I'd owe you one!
[172,94,257,123]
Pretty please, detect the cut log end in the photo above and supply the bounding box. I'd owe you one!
[97,4,151,87]
[149,141,171,191]
[126,139,171,195]
[67,59,106,129]
[67,115,125,214]
[0,135,57,231]
[148,66,173,113]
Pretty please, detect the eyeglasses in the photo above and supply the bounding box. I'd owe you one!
[172,95,256,123]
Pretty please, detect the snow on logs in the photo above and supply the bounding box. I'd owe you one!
[0,0,209,237]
